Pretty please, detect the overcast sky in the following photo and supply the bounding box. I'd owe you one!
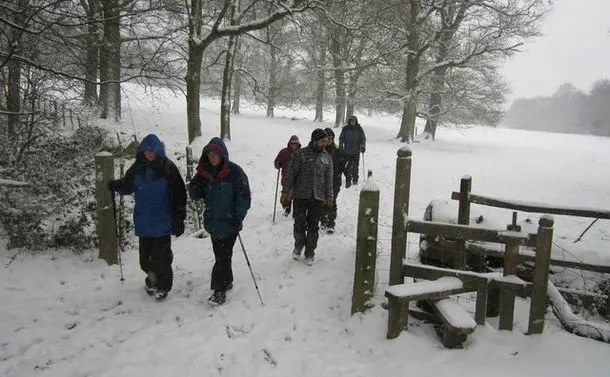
[501,0,610,100]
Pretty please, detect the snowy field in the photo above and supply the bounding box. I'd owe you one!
[2,86,610,376]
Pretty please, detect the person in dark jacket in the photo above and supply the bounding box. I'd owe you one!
[274,135,301,216]
[320,128,346,233]
[284,128,333,265]
[339,115,366,188]
[108,133,187,301]
[188,137,251,305]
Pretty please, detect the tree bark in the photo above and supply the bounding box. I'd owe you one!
[83,0,101,107]
[220,35,238,140]
[346,68,364,120]
[186,41,205,143]
[266,25,278,118]
[100,0,121,121]
[330,32,345,127]
[231,39,242,115]
[396,2,420,143]
[313,45,327,122]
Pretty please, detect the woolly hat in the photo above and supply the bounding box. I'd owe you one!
[311,128,328,142]
[324,127,335,138]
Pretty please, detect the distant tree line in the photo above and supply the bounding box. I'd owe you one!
[504,80,610,137]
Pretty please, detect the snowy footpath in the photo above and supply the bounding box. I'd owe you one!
[2,90,610,376]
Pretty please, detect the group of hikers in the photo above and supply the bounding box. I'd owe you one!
[107,115,366,305]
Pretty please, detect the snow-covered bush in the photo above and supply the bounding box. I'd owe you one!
[0,124,114,252]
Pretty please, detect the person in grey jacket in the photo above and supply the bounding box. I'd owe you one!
[339,115,366,188]
[284,128,333,265]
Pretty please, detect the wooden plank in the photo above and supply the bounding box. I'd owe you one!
[499,240,519,331]
[528,216,554,334]
[352,188,379,315]
[451,191,610,220]
[407,218,529,244]
[456,176,472,269]
[385,277,468,302]
[390,148,412,285]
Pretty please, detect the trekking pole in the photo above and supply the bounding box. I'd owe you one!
[361,152,366,181]
[237,234,264,305]
[272,169,280,222]
[574,218,599,243]
[110,191,125,283]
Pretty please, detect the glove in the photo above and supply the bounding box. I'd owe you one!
[360,146,366,154]
[280,192,290,207]
[107,179,121,192]
[172,221,185,237]
[325,200,333,211]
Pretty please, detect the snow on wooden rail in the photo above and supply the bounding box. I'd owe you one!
[406,217,530,244]
[0,178,29,187]
[451,191,610,219]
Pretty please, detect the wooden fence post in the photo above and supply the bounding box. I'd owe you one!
[528,215,554,334]
[455,175,472,269]
[390,147,412,286]
[499,239,520,330]
[95,152,118,265]
[186,146,194,181]
[351,184,380,315]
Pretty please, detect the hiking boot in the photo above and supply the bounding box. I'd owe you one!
[153,290,168,301]
[145,285,157,296]
[345,180,352,189]
[226,282,233,291]
[209,290,226,305]
[283,207,291,217]
[304,256,314,266]
[292,248,302,260]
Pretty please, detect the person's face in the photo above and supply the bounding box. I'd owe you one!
[315,138,328,149]
[327,136,334,146]
[289,143,299,151]
[144,151,156,161]
[207,151,221,166]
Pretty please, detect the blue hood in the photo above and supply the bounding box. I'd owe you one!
[138,134,166,159]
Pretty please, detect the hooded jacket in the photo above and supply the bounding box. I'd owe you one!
[113,134,187,237]
[274,135,301,187]
[339,115,366,155]
[188,137,251,239]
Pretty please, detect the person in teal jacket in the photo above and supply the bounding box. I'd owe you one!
[188,137,251,305]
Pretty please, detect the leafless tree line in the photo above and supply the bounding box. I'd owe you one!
[0,0,553,149]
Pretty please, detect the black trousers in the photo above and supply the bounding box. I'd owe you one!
[211,233,238,292]
[293,198,324,258]
[139,236,173,292]
[344,153,360,183]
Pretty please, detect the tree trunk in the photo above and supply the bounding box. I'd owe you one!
[231,38,242,115]
[83,0,101,107]
[186,41,205,143]
[7,55,21,137]
[220,35,238,140]
[346,68,363,120]
[266,28,277,118]
[396,4,420,143]
[330,33,345,127]
[424,72,446,140]
[313,47,327,122]
[100,0,121,121]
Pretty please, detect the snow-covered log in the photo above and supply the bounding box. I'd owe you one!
[547,281,610,343]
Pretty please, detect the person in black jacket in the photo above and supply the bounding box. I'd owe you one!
[108,134,187,301]
[320,127,346,233]
[339,115,366,188]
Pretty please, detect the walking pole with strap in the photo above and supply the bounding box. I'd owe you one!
[237,234,264,305]
[272,169,280,222]
[110,191,125,283]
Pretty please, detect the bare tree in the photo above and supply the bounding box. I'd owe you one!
[185,0,317,143]
[220,1,240,140]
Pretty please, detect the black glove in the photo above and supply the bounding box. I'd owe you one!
[232,217,243,232]
[172,220,185,237]
[107,179,121,192]
[360,146,366,154]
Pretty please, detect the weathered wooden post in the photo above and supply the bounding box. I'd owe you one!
[95,152,118,265]
[351,183,380,315]
[390,147,412,286]
[455,175,472,269]
[61,104,66,128]
[528,215,554,334]
[186,146,194,181]
[499,213,522,330]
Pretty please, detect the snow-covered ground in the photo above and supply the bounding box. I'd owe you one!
[2,86,610,377]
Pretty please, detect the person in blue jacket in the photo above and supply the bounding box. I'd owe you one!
[108,133,187,301]
[188,137,251,305]
[339,115,366,188]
